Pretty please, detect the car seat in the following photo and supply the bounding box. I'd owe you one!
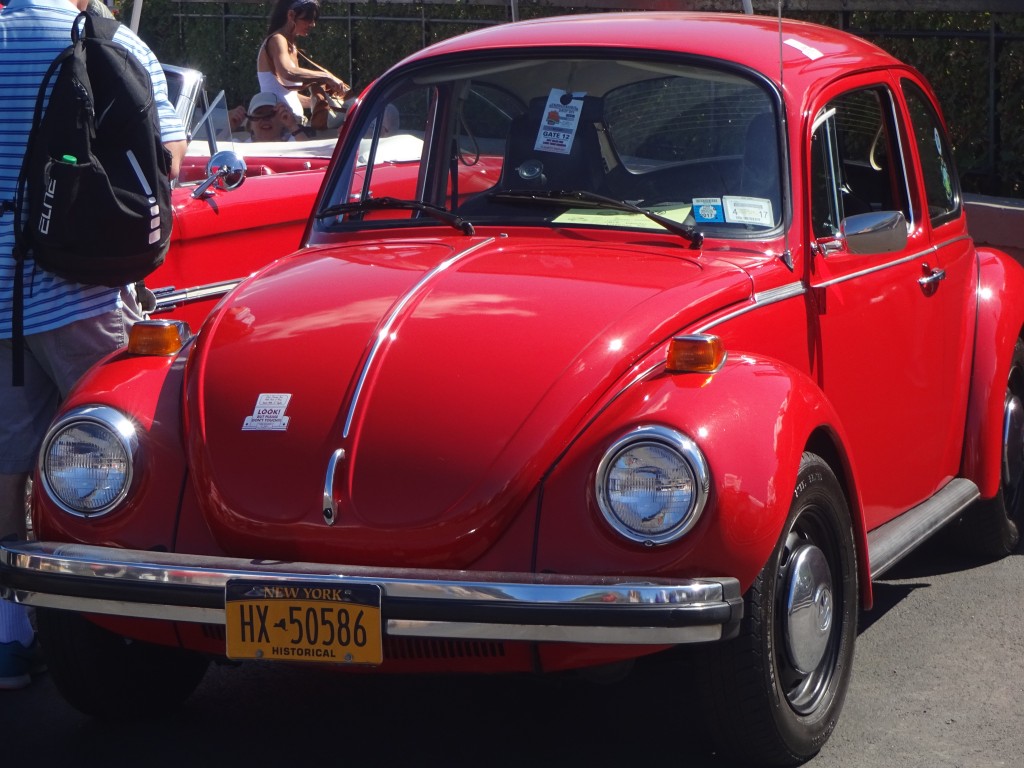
[498,95,606,194]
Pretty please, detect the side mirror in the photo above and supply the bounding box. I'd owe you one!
[842,210,908,255]
[191,151,248,199]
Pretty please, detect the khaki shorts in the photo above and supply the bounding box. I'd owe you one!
[0,287,144,474]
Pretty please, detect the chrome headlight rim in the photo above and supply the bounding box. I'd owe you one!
[38,405,138,518]
[595,424,710,546]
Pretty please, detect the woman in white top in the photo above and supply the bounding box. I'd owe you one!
[256,0,349,122]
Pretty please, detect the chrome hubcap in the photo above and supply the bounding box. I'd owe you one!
[783,543,833,675]
[1002,394,1024,489]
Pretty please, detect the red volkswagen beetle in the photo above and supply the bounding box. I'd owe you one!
[3,12,1023,765]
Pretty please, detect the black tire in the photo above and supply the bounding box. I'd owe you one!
[959,339,1024,559]
[699,453,858,766]
[36,609,209,718]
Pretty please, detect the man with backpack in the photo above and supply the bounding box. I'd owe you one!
[0,0,186,690]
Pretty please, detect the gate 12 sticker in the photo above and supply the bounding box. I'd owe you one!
[534,88,587,155]
[242,393,292,431]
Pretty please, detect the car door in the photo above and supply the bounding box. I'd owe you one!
[806,76,969,531]
[897,74,977,444]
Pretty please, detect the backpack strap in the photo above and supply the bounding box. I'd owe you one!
[76,9,121,43]
[8,21,81,387]
[11,45,70,260]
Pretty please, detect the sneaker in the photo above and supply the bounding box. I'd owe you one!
[0,639,45,690]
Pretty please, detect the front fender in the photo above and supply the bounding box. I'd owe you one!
[31,347,189,551]
[535,352,867,599]
[962,248,1024,497]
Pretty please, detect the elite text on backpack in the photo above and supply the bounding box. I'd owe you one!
[12,11,173,287]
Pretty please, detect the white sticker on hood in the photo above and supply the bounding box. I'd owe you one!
[243,393,292,431]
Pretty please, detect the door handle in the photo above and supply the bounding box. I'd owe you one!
[918,263,946,295]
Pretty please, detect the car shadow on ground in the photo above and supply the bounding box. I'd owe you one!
[857,514,1024,634]
[54,658,722,768]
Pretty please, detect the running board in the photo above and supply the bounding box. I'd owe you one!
[867,478,980,580]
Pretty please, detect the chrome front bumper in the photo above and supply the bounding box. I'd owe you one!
[0,541,743,645]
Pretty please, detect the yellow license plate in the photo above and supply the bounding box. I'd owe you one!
[225,580,383,665]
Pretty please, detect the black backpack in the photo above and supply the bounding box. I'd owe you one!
[12,11,172,286]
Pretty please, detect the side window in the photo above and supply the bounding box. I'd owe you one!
[356,89,429,168]
[810,86,911,244]
[347,85,513,211]
[349,89,431,206]
[902,79,960,226]
[810,113,841,239]
[456,84,518,162]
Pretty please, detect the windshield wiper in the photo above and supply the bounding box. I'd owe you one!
[490,189,703,247]
[317,197,475,236]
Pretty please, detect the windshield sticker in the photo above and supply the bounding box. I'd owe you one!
[693,197,725,223]
[534,89,587,155]
[242,393,292,431]
[723,196,774,227]
[553,204,692,228]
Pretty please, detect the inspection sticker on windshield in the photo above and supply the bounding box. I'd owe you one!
[242,393,292,431]
[534,88,587,155]
[723,196,774,227]
[693,197,725,223]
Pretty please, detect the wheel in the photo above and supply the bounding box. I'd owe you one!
[960,339,1024,559]
[699,453,858,766]
[36,609,209,718]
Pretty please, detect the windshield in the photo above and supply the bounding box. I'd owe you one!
[318,54,783,238]
[190,91,233,150]
[165,69,183,111]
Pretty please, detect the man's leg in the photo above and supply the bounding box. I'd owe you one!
[0,472,28,540]
[0,336,57,690]
[0,472,35,689]
[0,290,141,688]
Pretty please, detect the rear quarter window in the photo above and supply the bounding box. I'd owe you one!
[902,78,960,226]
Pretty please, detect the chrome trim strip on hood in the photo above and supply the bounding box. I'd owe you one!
[696,280,804,332]
[343,236,497,438]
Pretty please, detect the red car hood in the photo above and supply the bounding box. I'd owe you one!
[185,233,752,567]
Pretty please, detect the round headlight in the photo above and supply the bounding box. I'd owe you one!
[39,406,138,517]
[596,425,709,545]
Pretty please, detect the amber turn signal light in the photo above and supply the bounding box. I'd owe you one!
[127,320,192,356]
[666,334,725,373]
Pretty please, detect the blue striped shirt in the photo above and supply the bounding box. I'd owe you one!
[0,0,186,338]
